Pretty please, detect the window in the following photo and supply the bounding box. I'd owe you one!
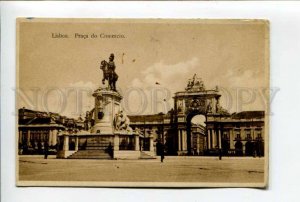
[98,112,104,119]
[255,128,262,140]
[223,132,228,140]
[257,133,262,139]
[246,132,252,140]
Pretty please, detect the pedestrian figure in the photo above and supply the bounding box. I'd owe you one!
[218,147,222,160]
[160,142,165,163]
[107,142,113,158]
[22,142,28,154]
[252,142,257,158]
[37,141,42,154]
[44,141,49,159]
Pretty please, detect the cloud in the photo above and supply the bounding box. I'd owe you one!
[212,67,266,113]
[130,57,199,90]
[17,81,98,118]
[126,58,266,115]
[125,58,200,115]
[68,81,98,89]
[63,81,98,117]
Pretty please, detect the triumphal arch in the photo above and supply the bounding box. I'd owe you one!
[173,74,229,155]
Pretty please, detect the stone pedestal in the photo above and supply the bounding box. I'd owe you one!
[114,134,119,151]
[57,87,143,159]
[57,134,76,158]
[63,134,69,151]
[91,88,122,134]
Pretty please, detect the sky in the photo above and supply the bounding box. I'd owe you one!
[17,19,269,118]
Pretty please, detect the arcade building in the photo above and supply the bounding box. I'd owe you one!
[18,107,84,154]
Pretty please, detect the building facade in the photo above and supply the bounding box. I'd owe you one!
[128,113,205,155]
[18,107,84,154]
[206,111,264,156]
[128,111,264,157]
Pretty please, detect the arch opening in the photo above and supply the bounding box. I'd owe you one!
[186,113,206,155]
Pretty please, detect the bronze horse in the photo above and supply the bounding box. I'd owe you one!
[100,60,118,91]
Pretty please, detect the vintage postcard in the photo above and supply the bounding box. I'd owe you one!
[16,18,269,187]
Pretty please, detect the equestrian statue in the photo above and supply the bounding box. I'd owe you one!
[100,53,119,91]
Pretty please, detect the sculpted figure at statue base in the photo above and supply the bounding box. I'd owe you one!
[113,110,133,133]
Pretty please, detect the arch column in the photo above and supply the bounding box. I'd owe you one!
[218,129,222,149]
[207,129,211,149]
[196,134,200,154]
[178,130,181,151]
[27,130,31,145]
[19,131,22,144]
[229,129,234,149]
[190,132,194,153]
[212,129,216,149]
[182,130,187,151]
[241,128,246,153]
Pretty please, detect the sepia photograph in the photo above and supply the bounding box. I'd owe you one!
[16,18,269,187]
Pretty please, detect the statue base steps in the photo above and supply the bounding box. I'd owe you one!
[140,151,157,159]
[57,150,76,159]
[113,150,141,160]
[86,135,114,150]
[68,150,112,159]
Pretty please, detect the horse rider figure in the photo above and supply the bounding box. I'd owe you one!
[107,53,116,77]
[100,53,118,91]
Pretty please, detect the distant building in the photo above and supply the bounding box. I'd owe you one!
[128,110,264,157]
[128,113,205,155]
[205,111,264,156]
[18,107,84,154]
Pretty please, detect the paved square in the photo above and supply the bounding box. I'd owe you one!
[18,156,265,184]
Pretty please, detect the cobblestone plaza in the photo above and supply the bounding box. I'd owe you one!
[19,156,265,185]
